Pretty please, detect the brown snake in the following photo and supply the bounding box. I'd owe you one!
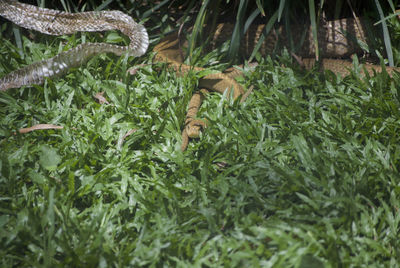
[154,21,400,150]
[0,1,399,150]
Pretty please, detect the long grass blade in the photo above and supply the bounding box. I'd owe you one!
[244,8,260,33]
[11,25,23,57]
[308,0,318,60]
[334,0,344,19]
[255,0,265,17]
[188,0,210,61]
[228,0,248,60]
[277,0,286,22]
[249,9,279,61]
[374,0,394,66]
[59,0,72,13]
[386,0,395,11]
[142,0,170,19]
[94,0,113,11]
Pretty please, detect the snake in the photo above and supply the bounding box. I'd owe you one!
[0,0,399,150]
[153,20,400,150]
[0,0,148,91]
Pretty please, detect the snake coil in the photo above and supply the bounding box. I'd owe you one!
[0,0,148,91]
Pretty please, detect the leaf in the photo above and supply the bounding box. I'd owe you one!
[94,91,110,105]
[39,145,61,172]
[299,254,324,268]
[187,0,210,60]
[18,124,63,134]
[249,9,279,62]
[374,0,394,66]
[278,0,286,22]
[308,0,319,60]
[228,0,248,60]
[105,32,124,44]
[28,169,47,185]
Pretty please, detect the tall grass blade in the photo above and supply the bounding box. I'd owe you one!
[308,0,318,60]
[142,0,170,19]
[249,10,279,61]
[228,0,248,60]
[386,0,395,12]
[11,25,23,57]
[244,8,261,33]
[278,0,286,22]
[255,0,265,16]
[374,0,394,66]
[94,0,113,11]
[334,0,344,19]
[188,0,210,61]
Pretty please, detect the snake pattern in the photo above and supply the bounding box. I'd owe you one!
[0,0,148,91]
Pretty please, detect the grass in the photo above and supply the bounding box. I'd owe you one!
[1,3,400,268]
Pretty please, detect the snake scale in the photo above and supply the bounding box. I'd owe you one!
[0,0,148,90]
[0,0,399,150]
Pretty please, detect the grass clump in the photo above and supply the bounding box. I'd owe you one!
[1,3,400,267]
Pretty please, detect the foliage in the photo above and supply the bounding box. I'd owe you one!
[1,0,400,267]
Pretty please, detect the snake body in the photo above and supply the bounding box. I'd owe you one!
[0,0,148,91]
[153,21,400,150]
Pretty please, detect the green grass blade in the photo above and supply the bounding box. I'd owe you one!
[142,0,170,19]
[249,9,279,61]
[227,0,248,60]
[374,0,394,66]
[255,0,265,16]
[334,0,344,19]
[386,0,395,11]
[244,8,261,33]
[277,0,286,22]
[308,0,319,60]
[11,25,23,57]
[94,0,113,11]
[188,0,210,61]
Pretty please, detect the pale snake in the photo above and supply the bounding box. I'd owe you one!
[0,0,148,91]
